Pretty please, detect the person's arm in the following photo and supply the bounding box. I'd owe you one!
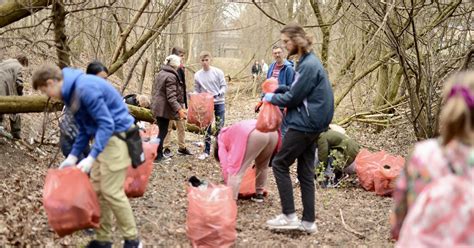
[285,66,296,87]
[73,88,115,159]
[217,70,227,96]
[317,134,329,165]
[194,74,203,93]
[165,76,182,115]
[390,158,412,240]
[270,64,316,108]
[15,66,24,95]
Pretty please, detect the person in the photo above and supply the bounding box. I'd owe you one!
[251,60,261,80]
[266,45,296,137]
[59,61,109,161]
[150,54,187,162]
[194,51,227,160]
[263,23,334,233]
[315,129,360,187]
[261,59,269,76]
[0,55,28,139]
[391,71,474,245]
[32,64,142,248]
[214,119,280,202]
[162,47,192,157]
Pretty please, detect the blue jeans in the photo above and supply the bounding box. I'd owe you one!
[204,104,225,154]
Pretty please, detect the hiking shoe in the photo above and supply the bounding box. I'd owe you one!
[266,214,300,230]
[178,147,193,155]
[299,220,318,233]
[163,148,173,158]
[197,153,209,160]
[86,240,112,248]
[123,239,142,248]
[251,193,264,203]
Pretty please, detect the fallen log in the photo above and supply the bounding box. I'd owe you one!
[0,96,207,134]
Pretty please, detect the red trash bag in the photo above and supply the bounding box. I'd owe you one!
[124,142,158,198]
[188,93,214,129]
[256,102,282,132]
[374,155,405,196]
[262,78,278,93]
[186,183,237,248]
[43,167,100,237]
[238,166,268,199]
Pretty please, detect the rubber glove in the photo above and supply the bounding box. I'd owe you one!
[59,154,78,169]
[77,156,95,173]
[263,93,274,102]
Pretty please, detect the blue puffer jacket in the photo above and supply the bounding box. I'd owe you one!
[266,60,295,87]
[270,52,334,133]
[61,68,134,159]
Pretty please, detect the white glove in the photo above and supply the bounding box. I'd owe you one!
[76,156,95,173]
[59,154,78,169]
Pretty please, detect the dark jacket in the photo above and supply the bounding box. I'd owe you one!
[270,52,334,133]
[61,68,134,159]
[151,65,184,120]
[266,60,295,87]
[177,65,187,108]
[251,64,261,75]
[317,130,360,166]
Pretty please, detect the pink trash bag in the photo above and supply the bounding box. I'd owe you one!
[43,167,100,237]
[186,183,237,248]
[355,149,405,196]
[124,142,158,198]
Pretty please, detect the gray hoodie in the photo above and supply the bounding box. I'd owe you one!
[194,66,227,105]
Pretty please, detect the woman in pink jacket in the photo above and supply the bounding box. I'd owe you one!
[214,119,280,202]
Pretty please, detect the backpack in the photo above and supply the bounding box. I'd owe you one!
[397,161,474,247]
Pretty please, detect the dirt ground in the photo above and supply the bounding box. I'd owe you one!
[0,87,415,247]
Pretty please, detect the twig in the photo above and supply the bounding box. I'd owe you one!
[339,209,365,239]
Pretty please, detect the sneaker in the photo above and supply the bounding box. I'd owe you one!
[178,147,193,155]
[197,153,209,160]
[163,148,173,158]
[153,155,170,164]
[124,239,142,248]
[266,214,300,230]
[299,220,318,234]
[251,193,264,203]
[86,240,112,248]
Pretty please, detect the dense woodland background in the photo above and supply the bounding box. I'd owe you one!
[0,0,472,246]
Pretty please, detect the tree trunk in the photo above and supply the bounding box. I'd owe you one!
[0,0,53,28]
[52,0,71,68]
[373,62,389,107]
[139,59,148,94]
[0,96,206,134]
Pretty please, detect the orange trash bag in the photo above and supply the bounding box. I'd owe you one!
[42,167,100,237]
[262,78,278,93]
[186,183,237,248]
[256,102,282,132]
[188,93,214,129]
[124,142,158,198]
[238,166,268,199]
[355,149,405,196]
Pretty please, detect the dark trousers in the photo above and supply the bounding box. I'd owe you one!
[156,117,170,158]
[204,104,225,154]
[272,128,319,222]
[59,134,90,161]
[0,114,21,138]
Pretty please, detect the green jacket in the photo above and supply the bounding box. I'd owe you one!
[317,130,360,167]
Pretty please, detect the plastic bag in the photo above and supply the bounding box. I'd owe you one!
[43,167,100,237]
[139,122,159,140]
[262,78,278,93]
[124,142,158,198]
[188,93,214,129]
[355,149,404,196]
[186,183,237,248]
[238,166,268,199]
[256,102,282,132]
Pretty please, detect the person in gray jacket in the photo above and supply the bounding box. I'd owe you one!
[264,23,334,233]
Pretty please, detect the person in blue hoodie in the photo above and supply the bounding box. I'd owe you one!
[32,64,141,248]
[264,23,334,234]
[266,45,295,137]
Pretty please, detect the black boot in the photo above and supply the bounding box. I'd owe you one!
[124,239,142,248]
[86,240,112,248]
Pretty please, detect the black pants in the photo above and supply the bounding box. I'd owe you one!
[272,128,319,222]
[156,117,170,159]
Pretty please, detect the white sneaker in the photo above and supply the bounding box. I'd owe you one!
[197,153,209,160]
[266,214,300,230]
[299,220,318,233]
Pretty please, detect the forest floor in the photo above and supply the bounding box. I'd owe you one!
[0,82,416,247]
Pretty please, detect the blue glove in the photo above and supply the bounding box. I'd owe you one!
[263,93,274,102]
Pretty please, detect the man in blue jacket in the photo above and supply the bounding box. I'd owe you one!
[32,64,141,248]
[266,45,295,136]
[265,24,334,233]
